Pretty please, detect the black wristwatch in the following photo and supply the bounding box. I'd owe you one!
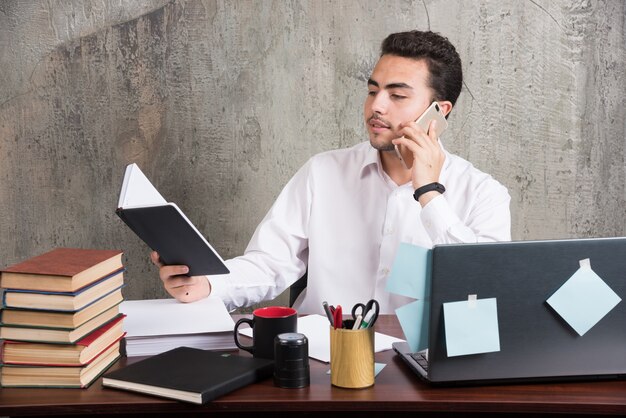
[413,182,446,201]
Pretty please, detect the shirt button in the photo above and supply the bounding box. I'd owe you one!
[385,227,394,235]
[381,268,390,275]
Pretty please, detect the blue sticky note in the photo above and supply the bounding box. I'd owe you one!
[396,299,430,352]
[386,243,432,300]
[443,297,500,357]
[546,259,621,336]
[327,363,386,377]
[374,363,386,376]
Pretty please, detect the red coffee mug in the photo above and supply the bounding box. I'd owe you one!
[234,306,297,359]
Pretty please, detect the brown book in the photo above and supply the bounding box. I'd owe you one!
[1,248,123,292]
[1,315,125,366]
[0,341,121,388]
[0,289,123,329]
[0,306,122,343]
[2,270,124,311]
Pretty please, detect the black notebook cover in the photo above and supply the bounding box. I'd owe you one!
[116,204,229,276]
[102,347,274,404]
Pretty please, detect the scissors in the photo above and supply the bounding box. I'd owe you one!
[351,299,379,327]
[332,305,343,329]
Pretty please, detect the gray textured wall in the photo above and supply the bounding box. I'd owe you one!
[1,0,625,305]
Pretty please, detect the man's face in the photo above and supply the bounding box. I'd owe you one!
[364,55,434,151]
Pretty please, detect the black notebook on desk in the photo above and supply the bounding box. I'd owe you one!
[102,347,274,404]
[116,163,229,276]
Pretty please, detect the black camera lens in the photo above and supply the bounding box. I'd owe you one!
[434,103,440,111]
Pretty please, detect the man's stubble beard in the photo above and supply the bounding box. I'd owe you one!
[369,136,396,153]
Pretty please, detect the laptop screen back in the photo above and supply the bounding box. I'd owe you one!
[426,237,626,384]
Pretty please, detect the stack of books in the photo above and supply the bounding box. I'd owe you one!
[120,297,236,357]
[0,248,126,388]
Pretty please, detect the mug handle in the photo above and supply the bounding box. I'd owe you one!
[234,317,255,355]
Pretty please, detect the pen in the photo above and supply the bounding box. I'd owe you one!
[322,301,334,327]
[360,309,375,328]
[352,314,363,330]
[333,305,343,330]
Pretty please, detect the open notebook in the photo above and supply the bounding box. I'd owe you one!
[116,163,229,276]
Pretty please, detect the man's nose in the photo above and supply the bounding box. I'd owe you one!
[370,92,389,114]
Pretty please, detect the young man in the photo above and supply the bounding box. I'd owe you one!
[151,30,511,314]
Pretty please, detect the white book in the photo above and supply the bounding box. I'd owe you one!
[120,297,236,356]
[116,163,229,276]
[122,333,236,357]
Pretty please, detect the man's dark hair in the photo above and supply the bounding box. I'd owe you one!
[381,30,463,107]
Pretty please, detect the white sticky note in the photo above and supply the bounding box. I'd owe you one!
[546,259,621,336]
[443,297,500,357]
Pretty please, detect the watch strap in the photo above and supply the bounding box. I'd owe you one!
[413,182,446,201]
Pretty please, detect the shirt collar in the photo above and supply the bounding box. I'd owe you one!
[359,143,381,177]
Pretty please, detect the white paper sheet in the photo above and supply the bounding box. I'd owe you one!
[238,314,404,363]
[120,297,234,338]
[118,163,167,208]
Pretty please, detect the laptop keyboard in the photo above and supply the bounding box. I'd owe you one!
[409,352,429,372]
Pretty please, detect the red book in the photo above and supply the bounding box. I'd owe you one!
[1,315,126,366]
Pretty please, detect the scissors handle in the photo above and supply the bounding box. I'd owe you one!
[352,299,378,314]
[356,299,380,328]
[351,303,366,320]
[366,299,380,315]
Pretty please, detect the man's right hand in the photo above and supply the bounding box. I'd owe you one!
[150,251,211,303]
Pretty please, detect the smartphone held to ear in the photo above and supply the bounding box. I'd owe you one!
[414,101,448,137]
[394,101,448,169]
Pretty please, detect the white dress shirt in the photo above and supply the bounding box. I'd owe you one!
[209,141,511,314]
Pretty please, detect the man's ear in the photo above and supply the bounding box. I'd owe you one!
[438,100,453,117]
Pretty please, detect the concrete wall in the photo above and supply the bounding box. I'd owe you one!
[1,0,624,305]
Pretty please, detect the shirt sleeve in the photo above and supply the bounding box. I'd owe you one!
[420,180,511,244]
[208,160,313,311]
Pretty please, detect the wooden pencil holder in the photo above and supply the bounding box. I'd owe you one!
[329,325,375,388]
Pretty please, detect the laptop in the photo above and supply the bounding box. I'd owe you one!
[393,237,626,385]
